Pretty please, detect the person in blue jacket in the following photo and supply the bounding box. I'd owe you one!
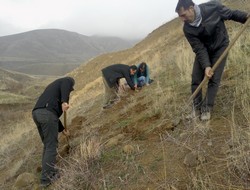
[134,62,150,88]
[175,0,249,121]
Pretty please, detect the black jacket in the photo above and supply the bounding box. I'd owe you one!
[33,77,75,117]
[184,1,248,69]
[102,64,135,90]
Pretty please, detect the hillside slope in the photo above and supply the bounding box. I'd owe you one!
[58,1,250,189]
[1,1,250,189]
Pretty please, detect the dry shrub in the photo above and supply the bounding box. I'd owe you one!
[145,81,169,118]
[0,117,38,185]
[175,39,194,82]
[226,119,250,189]
[54,135,102,190]
[226,100,250,184]
[223,27,250,187]
[78,136,101,162]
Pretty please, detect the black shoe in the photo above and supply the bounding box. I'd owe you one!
[40,172,60,188]
[40,181,51,189]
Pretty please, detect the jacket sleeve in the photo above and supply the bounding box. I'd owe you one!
[58,119,65,132]
[184,30,211,69]
[133,73,138,85]
[124,72,135,90]
[60,80,72,103]
[145,65,150,84]
[219,3,248,23]
[134,64,140,85]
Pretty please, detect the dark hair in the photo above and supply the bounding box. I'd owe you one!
[66,77,75,86]
[65,77,75,90]
[130,65,137,71]
[175,0,194,13]
[139,62,147,71]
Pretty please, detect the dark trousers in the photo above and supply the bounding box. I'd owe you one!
[32,108,59,184]
[191,46,228,112]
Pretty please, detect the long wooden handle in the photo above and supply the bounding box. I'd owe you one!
[188,18,250,103]
[64,111,67,130]
[63,111,70,146]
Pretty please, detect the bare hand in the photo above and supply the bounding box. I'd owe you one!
[62,102,70,111]
[205,67,213,78]
[63,129,70,137]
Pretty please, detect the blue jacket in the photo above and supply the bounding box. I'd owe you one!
[134,64,150,85]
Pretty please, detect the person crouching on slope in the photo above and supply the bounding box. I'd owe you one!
[102,64,137,109]
[134,62,151,88]
[175,0,249,121]
[32,77,75,187]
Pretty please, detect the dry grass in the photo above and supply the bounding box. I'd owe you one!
[52,10,250,190]
[222,27,250,189]
[53,135,102,190]
[0,91,30,104]
[0,1,250,189]
[167,20,250,190]
[0,112,39,185]
[175,39,194,82]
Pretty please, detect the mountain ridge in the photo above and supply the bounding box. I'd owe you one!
[0,29,139,75]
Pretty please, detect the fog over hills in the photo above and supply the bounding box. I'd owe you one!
[0,29,139,75]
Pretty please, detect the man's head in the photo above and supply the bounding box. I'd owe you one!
[129,65,137,75]
[175,0,195,23]
[65,77,75,91]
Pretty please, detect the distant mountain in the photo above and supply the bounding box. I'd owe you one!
[90,35,139,52]
[0,29,139,75]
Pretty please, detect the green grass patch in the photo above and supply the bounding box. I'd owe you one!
[100,148,123,164]
[116,119,131,128]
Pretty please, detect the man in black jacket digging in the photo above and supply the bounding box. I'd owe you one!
[175,0,249,121]
[102,64,137,109]
[32,77,75,187]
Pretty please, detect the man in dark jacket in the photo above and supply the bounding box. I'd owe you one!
[32,77,75,187]
[175,0,249,120]
[102,64,137,109]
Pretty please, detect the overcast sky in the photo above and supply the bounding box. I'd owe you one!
[0,0,208,39]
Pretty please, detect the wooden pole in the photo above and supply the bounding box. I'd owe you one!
[63,111,70,146]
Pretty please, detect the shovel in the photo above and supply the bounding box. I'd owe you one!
[63,111,71,152]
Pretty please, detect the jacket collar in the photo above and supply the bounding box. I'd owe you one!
[189,4,202,27]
